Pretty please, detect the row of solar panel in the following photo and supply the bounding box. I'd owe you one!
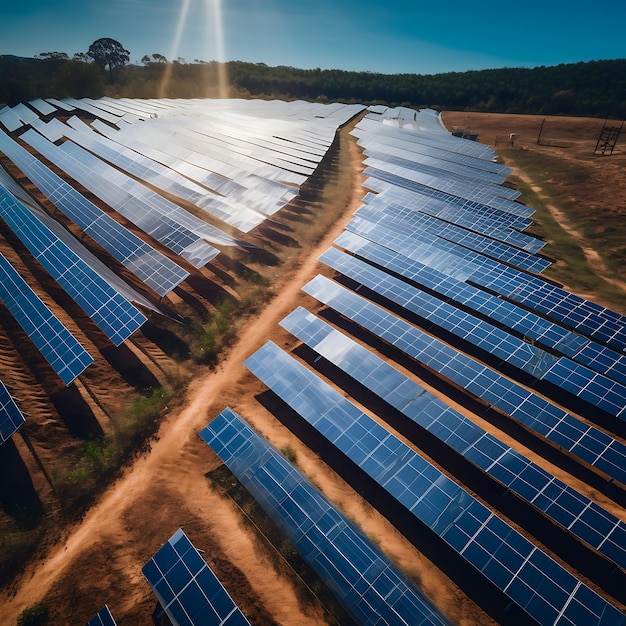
[319,246,626,422]
[335,229,626,395]
[362,177,540,250]
[279,307,626,579]
[244,341,625,626]
[302,273,626,488]
[201,407,449,626]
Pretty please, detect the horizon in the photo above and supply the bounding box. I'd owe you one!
[2,1,625,76]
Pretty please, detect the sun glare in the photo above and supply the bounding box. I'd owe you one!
[206,0,228,99]
[158,0,192,98]
[158,0,228,99]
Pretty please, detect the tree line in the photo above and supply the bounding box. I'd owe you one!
[1,39,624,118]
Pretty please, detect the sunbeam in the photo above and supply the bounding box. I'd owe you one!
[205,0,228,99]
[158,0,192,98]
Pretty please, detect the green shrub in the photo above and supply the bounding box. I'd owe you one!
[280,444,297,463]
[17,603,48,626]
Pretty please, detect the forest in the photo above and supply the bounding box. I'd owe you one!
[1,50,625,119]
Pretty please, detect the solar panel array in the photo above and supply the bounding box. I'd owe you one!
[0,381,26,445]
[279,307,626,577]
[21,129,223,268]
[323,238,626,421]
[202,106,626,624]
[0,185,147,346]
[201,407,450,626]
[142,528,251,626]
[0,129,189,296]
[302,273,626,488]
[0,252,93,385]
[244,341,625,626]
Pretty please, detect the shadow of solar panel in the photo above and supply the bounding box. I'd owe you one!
[319,246,626,420]
[0,253,93,384]
[0,381,26,445]
[200,407,450,626]
[244,341,625,626]
[280,307,626,575]
[0,129,189,297]
[301,274,626,489]
[142,528,251,626]
[86,605,117,626]
[0,187,146,346]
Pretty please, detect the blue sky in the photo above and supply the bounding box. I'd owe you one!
[1,0,624,75]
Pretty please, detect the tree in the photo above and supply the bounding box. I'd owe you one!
[35,51,69,61]
[72,52,93,63]
[87,37,130,83]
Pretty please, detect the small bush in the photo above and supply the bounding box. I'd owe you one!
[17,603,49,626]
[280,444,297,463]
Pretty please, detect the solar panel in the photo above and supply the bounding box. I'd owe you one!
[0,381,26,445]
[142,528,251,626]
[62,117,268,233]
[301,274,626,488]
[201,407,450,626]
[351,203,549,274]
[0,106,23,132]
[20,129,221,268]
[0,129,189,297]
[28,98,57,116]
[319,246,626,420]
[0,185,146,346]
[0,251,93,384]
[279,307,626,575]
[244,341,625,626]
[86,605,117,626]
